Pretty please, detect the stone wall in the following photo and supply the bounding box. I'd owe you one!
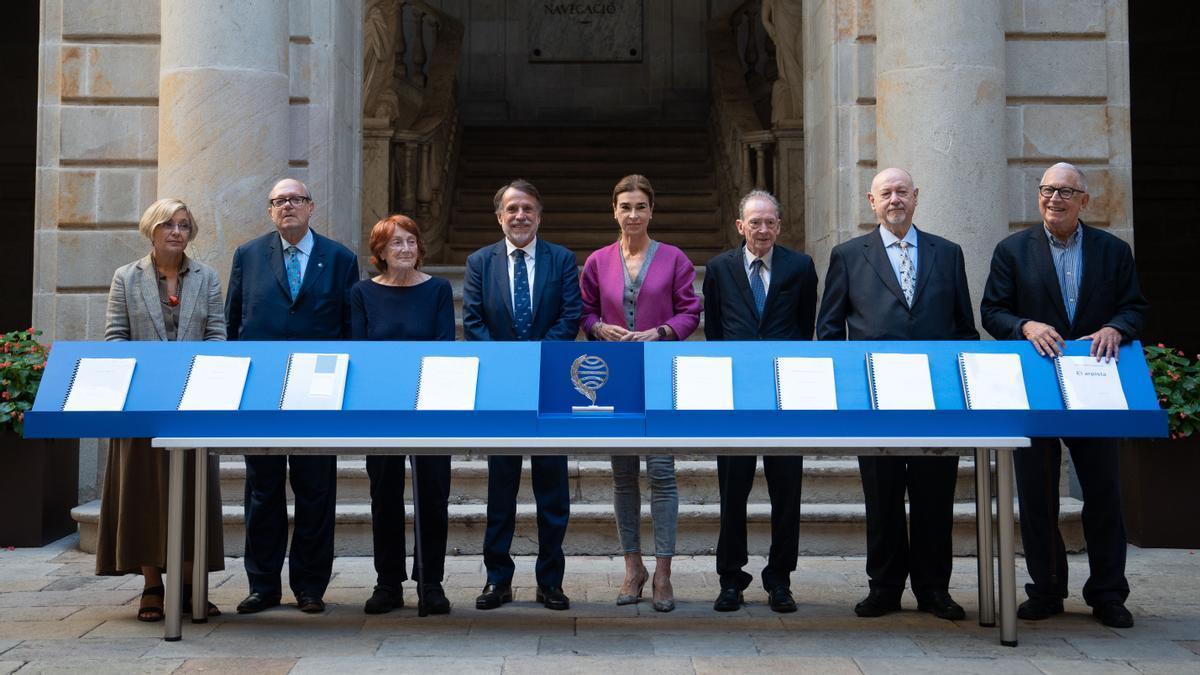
[803,0,1134,312]
[34,0,361,500]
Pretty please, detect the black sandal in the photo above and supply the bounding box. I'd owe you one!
[138,586,165,622]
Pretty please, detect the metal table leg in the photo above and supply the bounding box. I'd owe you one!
[165,447,185,641]
[996,447,1018,647]
[192,448,209,623]
[975,447,996,628]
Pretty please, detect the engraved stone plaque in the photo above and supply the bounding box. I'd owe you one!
[527,1,643,63]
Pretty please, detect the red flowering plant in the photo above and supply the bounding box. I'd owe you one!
[1144,343,1200,439]
[0,328,49,436]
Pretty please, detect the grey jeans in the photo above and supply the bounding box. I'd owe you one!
[611,455,678,557]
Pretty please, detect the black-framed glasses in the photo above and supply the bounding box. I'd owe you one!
[269,196,311,208]
[1038,185,1084,200]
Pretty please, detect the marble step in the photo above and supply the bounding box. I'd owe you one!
[71,498,1085,557]
[213,458,985,506]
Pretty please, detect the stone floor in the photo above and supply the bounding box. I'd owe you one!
[1,537,1199,673]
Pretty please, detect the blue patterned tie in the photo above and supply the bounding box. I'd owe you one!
[750,258,766,316]
[897,241,915,308]
[512,249,532,339]
[285,245,302,300]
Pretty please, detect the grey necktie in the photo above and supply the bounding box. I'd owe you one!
[897,241,915,307]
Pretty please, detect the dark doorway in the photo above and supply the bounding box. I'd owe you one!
[0,2,38,332]
[1129,3,1200,355]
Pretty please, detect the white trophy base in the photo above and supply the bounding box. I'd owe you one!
[571,405,615,414]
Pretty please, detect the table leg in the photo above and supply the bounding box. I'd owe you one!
[975,447,996,628]
[192,448,209,623]
[165,448,184,641]
[996,447,1018,647]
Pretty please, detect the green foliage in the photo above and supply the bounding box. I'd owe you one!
[0,328,48,437]
[1145,343,1200,439]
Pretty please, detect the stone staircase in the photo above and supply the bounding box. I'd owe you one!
[445,126,727,265]
[70,265,1085,556]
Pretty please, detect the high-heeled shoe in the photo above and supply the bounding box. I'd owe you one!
[616,567,649,605]
[652,578,675,612]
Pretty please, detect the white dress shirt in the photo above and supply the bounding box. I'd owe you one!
[279,228,315,284]
[505,237,537,312]
[742,245,774,295]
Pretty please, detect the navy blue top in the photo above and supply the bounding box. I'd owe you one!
[349,276,456,341]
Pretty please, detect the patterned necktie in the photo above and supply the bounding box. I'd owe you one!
[749,258,767,316]
[285,245,302,300]
[897,241,915,307]
[512,249,532,339]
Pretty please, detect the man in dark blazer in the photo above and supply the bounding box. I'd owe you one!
[816,167,978,620]
[463,179,581,611]
[225,178,360,615]
[981,162,1148,628]
[703,189,817,613]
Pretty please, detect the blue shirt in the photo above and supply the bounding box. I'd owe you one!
[878,224,919,287]
[1045,223,1083,322]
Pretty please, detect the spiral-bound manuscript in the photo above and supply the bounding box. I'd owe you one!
[178,354,251,411]
[864,352,934,410]
[61,357,136,412]
[672,355,733,410]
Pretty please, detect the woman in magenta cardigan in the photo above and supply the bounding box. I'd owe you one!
[580,174,701,612]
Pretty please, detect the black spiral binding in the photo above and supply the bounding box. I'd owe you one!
[176,354,200,410]
[671,356,682,409]
[60,358,85,411]
[864,353,881,410]
[278,353,298,409]
[1053,355,1073,409]
[958,353,975,410]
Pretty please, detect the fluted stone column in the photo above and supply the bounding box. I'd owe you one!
[875,0,1007,314]
[157,0,290,282]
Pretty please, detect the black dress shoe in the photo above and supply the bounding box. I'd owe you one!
[1093,602,1134,628]
[854,590,901,617]
[422,583,451,615]
[916,591,965,621]
[236,592,281,614]
[713,587,744,612]
[363,584,404,615]
[766,586,797,613]
[536,585,570,611]
[1017,596,1064,621]
[296,594,326,613]
[475,582,513,610]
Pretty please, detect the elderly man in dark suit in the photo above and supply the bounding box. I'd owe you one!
[463,179,581,611]
[981,162,1148,628]
[816,167,978,620]
[703,189,818,613]
[225,178,360,615]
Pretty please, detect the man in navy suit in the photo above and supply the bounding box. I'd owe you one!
[703,189,817,613]
[816,167,978,620]
[463,179,581,611]
[225,178,360,614]
[981,162,1148,628]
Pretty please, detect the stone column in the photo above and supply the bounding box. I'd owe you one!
[875,0,1007,315]
[157,0,290,283]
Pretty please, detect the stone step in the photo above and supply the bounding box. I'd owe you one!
[460,144,710,162]
[460,159,714,178]
[454,190,720,211]
[456,175,717,193]
[447,208,720,230]
[214,458,985,506]
[460,126,709,147]
[71,498,1086,557]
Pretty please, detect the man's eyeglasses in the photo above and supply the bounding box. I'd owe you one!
[1038,185,1084,200]
[269,196,312,208]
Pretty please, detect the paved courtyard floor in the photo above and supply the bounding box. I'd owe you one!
[2,537,1199,673]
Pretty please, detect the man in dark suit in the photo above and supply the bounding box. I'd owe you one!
[703,189,817,613]
[463,179,581,611]
[981,162,1148,628]
[816,167,978,620]
[225,178,360,614]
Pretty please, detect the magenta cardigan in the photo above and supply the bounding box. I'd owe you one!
[579,240,701,340]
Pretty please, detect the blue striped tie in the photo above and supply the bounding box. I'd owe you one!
[285,245,302,299]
